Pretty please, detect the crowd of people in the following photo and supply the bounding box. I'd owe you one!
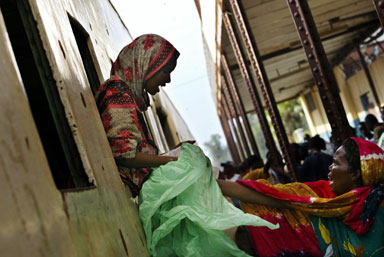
[96,34,384,256]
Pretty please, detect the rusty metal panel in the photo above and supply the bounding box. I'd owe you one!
[224,2,299,181]
[222,13,278,161]
[286,0,353,146]
[0,0,150,256]
[221,54,261,159]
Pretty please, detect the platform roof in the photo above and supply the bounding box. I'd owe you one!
[219,0,381,112]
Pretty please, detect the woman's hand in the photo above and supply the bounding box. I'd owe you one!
[116,152,178,168]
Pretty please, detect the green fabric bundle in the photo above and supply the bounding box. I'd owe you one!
[139,144,278,257]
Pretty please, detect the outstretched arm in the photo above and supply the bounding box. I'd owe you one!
[217,180,287,209]
[116,152,177,168]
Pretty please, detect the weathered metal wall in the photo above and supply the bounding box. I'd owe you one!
[0,0,181,256]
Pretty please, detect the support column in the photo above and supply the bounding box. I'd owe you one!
[356,46,381,108]
[218,109,241,165]
[223,6,299,181]
[221,54,261,159]
[221,96,246,161]
[221,75,251,158]
[286,0,353,146]
[222,13,280,168]
[373,0,384,29]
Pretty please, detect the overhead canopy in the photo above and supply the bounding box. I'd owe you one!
[219,0,381,112]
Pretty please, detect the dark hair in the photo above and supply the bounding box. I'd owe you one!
[239,154,263,172]
[290,143,301,163]
[364,114,378,131]
[309,135,326,151]
[342,138,361,175]
[358,122,366,128]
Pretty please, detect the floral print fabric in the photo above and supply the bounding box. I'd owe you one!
[96,35,179,196]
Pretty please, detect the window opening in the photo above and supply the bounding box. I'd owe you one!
[156,108,176,149]
[1,0,90,189]
[68,15,101,95]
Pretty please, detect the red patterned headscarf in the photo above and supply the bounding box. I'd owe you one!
[351,137,384,186]
[105,34,179,111]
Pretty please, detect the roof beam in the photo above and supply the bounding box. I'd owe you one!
[228,18,380,70]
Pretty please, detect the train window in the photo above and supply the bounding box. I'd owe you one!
[1,0,91,189]
[68,15,101,95]
[156,107,176,149]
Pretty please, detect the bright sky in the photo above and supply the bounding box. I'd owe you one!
[111,0,226,154]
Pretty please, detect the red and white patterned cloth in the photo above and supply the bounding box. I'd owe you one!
[96,35,180,196]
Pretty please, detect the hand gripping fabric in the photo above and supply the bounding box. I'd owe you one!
[139,144,279,257]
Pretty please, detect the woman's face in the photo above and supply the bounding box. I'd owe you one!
[328,146,358,195]
[145,60,177,95]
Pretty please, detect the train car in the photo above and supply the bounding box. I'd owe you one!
[0,0,193,256]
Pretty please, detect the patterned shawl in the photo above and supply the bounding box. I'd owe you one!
[97,34,180,111]
[238,138,384,256]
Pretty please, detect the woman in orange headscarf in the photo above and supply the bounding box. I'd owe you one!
[219,137,384,256]
[96,34,180,197]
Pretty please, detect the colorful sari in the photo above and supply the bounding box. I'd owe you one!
[238,138,384,256]
[96,35,180,197]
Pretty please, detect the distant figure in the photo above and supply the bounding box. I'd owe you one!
[290,143,302,164]
[378,106,384,149]
[299,134,310,160]
[375,126,384,145]
[358,121,373,140]
[290,143,308,169]
[238,154,264,178]
[326,127,355,156]
[264,151,292,184]
[326,132,339,156]
[364,114,384,143]
[221,161,240,181]
[299,135,333,182]
[350,125,357,137]
[365,114,379,133]
[238,152,292,185]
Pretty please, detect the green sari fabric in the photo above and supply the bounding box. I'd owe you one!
[139,144,278,257]
[311,206,384,257]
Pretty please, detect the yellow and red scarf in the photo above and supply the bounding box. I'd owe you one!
[238,137,384,256]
